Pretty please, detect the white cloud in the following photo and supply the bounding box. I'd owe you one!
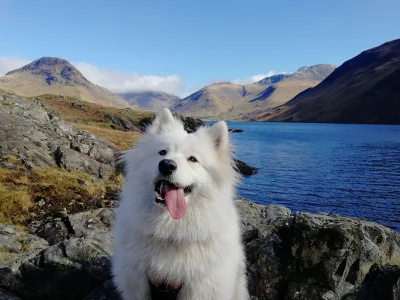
[231,71,277,85]
[0,56,31,76]
[73,62,184,95]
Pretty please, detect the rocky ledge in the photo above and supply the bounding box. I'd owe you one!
[0,93,117,180]
[0,198,399,300]
[0,93,257,178]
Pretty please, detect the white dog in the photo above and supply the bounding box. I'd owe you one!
[112,108,249,300]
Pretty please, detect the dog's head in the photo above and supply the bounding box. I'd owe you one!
[125,108,237,220]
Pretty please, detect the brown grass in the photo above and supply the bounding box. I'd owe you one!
[0,166,123,227]
[34,94,153,128]
[74,123,140,150]
[31,94,151,150]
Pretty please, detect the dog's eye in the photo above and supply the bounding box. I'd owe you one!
[188,156,198,163]
[159,150,167,156]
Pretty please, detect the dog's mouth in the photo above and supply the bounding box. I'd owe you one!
[154,180,192,220]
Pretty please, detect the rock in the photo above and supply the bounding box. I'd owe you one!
[0,93,117,180]
[138,114,205,134]
[228,128,244,133]
[67,209,115,251]
[0,288,21,300]
[71,102,88,111]
[2,199,400,299]
[77,178,90,186]
[344,265,400,300]
[32,218,70,245]
[0,238,112,300]
[0,223,49,263]
[234,158,259,176]
[102,113,141,131]
[83,280,121,300]
[31,209,115,249]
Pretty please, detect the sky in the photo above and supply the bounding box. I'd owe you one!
[0,0,399,97]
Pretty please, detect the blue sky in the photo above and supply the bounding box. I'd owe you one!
[0,0,399,96]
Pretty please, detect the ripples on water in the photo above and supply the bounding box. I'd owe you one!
[225,122,400,231]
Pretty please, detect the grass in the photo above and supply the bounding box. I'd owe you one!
[74,123,141,150]
[0,166,123,227]
[34,94,153,128]
[31,94,153,150]
[0,93,145,227]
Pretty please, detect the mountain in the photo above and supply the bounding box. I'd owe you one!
[0,57,129,108]
[259,39,400,124]
[119,91,181,111]
[171,64,336,120]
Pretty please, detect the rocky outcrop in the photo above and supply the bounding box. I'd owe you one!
[1,199,399,300]
[237,199,400,300]
[0,93,117,179]
[234,159,258,176]
[138,114,205,134]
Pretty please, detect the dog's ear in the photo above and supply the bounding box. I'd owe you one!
[147,108,175,134]
[207,121,229,153]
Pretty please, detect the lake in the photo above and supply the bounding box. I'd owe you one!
[225,122,400,231]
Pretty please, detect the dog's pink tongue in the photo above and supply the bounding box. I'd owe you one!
[164,183,186,219]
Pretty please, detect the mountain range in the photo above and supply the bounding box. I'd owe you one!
[119,91,181,110]
[171,64,336,120]
[258,38,400,124]
[0,38,399,124]
[0,57,130,108]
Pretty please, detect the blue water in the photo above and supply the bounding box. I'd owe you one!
[224,122,400,231]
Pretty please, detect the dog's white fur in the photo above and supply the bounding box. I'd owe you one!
[112,108,249,300]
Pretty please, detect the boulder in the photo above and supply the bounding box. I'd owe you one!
[344,265,400,300]
[0,224,49,264]
[138,114,204,134]
[0,288,21,300]
[0,93,117,180]
[234,159,259,176]
[0,238,112,300]
[32,208,115,248]
[236,198,400,300]
[1,198,399,299]
[228,128,244,133]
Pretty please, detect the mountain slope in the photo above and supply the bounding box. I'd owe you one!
[260,39,400,124]
[0,57,129,108]
[119,91,180,111]
[171,64,336,120]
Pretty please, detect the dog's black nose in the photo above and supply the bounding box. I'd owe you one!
[159,159,177,176]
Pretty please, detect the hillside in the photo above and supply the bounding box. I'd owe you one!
[259,39,400,124]
[0,57,129,108]
[119,91,180,110]
[171,64,336,120]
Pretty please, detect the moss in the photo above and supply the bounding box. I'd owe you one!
[6,155,20,164]
[0,248,17,263]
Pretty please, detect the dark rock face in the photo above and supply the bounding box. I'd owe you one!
[234,159,258,176]
[0,288,21,300]
[237,199,400,300]
[1,199,399,300]
[138,114,205,134]
[0,93,117,179]
[345,265,400,300]
[228,128,244,133]
[0,238,112,300]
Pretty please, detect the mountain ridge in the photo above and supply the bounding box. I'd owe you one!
[119,91,181,111]
[171,64,336,120]
[0,57,129,108]
[259,39,400,124]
